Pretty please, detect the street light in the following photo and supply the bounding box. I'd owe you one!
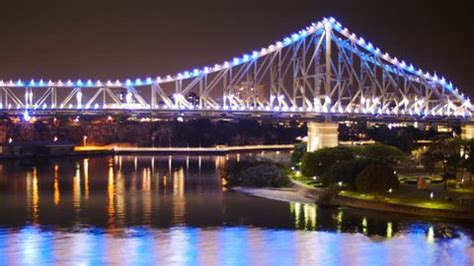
[83,136,88,147]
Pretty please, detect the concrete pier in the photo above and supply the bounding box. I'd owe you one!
[306,122,339,152]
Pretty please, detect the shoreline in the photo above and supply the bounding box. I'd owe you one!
[0,144,294,159]
[230,187,317,205]
[231,182,474,220]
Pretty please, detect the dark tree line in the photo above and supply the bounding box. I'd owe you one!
[3,118,306,147]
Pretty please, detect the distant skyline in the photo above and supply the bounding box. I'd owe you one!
[0,0,472,96]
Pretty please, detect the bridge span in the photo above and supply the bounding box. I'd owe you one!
[1,17,473,150]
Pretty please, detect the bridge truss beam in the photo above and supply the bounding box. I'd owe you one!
[0,17,471,122]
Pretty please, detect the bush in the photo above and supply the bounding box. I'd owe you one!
[356,163,399,194]
[301,146,354,177]
[224,161,290,188]
[322,159,373,188]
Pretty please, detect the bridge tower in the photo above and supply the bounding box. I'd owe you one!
[306,122,339,152]
[461,123,474,140]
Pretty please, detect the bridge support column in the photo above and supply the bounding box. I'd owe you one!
[461,123,474,140]
[307,122,339,152]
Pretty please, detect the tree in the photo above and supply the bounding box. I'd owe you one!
[322,158,373,188]
[301,146,354,178]
[462,139,474,184]
[290,142,307,166]
[356,163,399,195]
[421,137,464,190]
[224,160,290,188]
[239,164,290,188]
[357,143,405,167]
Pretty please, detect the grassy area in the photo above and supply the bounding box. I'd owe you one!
[290,170,474,213]
[339,190,469,211]
[290,172,326,189]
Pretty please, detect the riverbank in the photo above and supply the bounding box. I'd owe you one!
[230,187,317,204]
[77,144,293,155]
[232,181,474,220]
[0,144,294,159]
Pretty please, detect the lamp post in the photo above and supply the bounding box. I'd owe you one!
[83,135,88,147]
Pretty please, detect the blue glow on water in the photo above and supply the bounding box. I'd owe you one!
[218,227,249,266]
[0,225,472,265]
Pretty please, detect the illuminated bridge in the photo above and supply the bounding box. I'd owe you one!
[1,17,473,150]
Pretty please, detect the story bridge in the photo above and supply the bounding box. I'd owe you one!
[1,17,472,150]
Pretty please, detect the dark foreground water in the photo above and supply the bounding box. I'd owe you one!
[0,153,473,265]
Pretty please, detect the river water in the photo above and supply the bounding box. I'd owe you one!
[0,153,473,265]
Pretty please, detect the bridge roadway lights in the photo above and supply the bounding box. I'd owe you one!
[306,122,339,152]
[461,123,474,140]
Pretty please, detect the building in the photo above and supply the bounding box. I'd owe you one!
[234,82,266,106]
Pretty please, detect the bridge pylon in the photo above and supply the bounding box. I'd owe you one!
[307,121,339,152]
[461,123,474,140]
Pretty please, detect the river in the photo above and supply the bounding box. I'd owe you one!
[0,153,473,265]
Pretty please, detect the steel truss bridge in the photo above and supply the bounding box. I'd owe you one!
[0,17,471,122]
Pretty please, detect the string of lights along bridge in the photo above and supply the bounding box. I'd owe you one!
[0,17,472,121]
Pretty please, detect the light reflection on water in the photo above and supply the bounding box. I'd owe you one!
[0,153,473,265]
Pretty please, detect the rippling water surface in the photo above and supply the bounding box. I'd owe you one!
[0,153,473,265]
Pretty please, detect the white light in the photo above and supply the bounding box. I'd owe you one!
[76,90,82,108]
[23,111,30,121]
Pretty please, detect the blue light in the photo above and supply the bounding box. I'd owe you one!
[251,51,259,59]
[366,43,374,50]
[193,69,200,76]
[87,79,93,86]
[126,79,132,86]
[242,54,250,62]
[146,77,152,84]
[183,71,190,78]
[17,79,23,86]
[135,78,142,85]
[233,58,240,65]
[76,80,83,87]
[284,37,292,45]
[291,33,299,41]
[29,80,36,86]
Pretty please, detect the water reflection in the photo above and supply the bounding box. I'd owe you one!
[0,226,472,265]
[0,154,473,264]
[53,164,60,206]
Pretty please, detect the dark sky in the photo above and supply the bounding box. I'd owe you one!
[1,0,473,96]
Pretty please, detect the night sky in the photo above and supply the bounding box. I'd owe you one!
[0,0,473,96]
